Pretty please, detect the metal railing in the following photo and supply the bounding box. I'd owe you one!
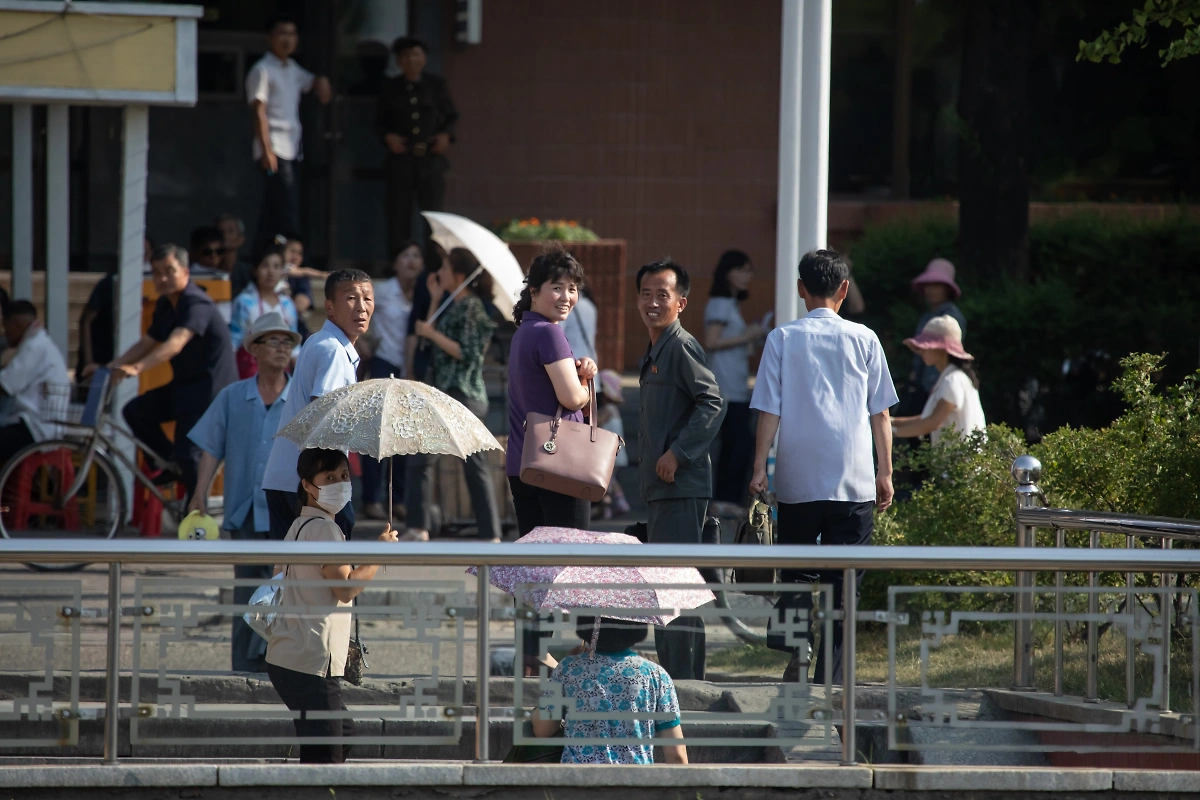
[3,536,1200,766]
[1011,455,1200,710]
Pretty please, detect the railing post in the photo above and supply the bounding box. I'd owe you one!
[1085,531,1099,703]
[1161,538,1172,713]
[475,564,491,762]
[103,562,121,764]
[1011,455,1041,691]
[841,567,857,766]
[1126,533,1136,708]
[1054,527,1065,697]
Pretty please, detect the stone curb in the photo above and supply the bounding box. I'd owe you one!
[460,764,872,788]
[217,763,463,786]
[0,765,218,788]
[873,766,1114,791]
[1112,770,1200,793]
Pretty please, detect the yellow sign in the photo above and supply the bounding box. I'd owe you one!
[0,2,200,105]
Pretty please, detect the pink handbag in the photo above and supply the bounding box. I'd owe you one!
[520,379,624,502]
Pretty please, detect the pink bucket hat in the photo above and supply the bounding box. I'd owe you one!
[911,258,961,299]
[904,315,973,360]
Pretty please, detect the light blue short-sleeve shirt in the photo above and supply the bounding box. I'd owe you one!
[750,308,898,505]
[261,320,361,493]
[187,376,291,532]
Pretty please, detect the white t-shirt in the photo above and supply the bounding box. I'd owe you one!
[704,296,751,403]
[371,277,413,371]
[0,328,69,442]
[245,54,315,161]
[922,365,986,446]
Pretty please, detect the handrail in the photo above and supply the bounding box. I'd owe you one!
[1017,506,1200,541]
[3,539,1200,572]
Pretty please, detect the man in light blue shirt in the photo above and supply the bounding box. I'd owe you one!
[749,249,897,686]
[261,270,375,540]
[187,312,299,671]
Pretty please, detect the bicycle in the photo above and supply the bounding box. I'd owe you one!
[0,369,191,571]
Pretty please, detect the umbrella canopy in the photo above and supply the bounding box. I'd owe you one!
[276,378,502,460]
[469,527,715,626]
[422,211,526,320]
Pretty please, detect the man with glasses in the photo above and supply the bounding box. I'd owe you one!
[190,226,233,322]
[187,312,299,671]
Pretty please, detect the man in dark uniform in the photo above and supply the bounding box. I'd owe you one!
[103,244,238,501]
[636,260,726,680]
[376,37,458,255]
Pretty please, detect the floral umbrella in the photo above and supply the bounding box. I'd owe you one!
[468,527,714,626]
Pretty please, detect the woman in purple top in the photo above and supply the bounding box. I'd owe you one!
[507,249,598,535]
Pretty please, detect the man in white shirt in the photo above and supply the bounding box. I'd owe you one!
[261,270,374,541]
[246,14,332,248]
[0,301,69,467]
[749,249,898,685]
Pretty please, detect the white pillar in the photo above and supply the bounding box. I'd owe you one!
[797,0,832,256]
[115,105,150,516]
[45,105,70,357]
[11,104,33,301]
[774,0,803,327]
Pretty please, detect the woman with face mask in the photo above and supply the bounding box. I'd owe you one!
[264,448,397,764]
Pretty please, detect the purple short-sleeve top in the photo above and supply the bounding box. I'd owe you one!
[506,310,583,476]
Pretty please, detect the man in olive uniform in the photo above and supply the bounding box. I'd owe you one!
[376,37,459,255]
[636,260,726,680]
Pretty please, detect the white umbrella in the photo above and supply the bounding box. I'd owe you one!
[422,211,526,321]
[276,379,503,522]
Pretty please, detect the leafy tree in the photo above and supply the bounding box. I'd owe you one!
[1078,0,1200,65]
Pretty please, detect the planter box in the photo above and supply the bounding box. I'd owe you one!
[507,240,627,371]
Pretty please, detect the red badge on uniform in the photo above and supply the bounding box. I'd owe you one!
[651,365,658,374]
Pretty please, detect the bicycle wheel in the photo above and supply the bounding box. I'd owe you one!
[0,439,126,572]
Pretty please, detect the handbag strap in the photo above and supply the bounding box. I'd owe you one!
[547,378,598,443]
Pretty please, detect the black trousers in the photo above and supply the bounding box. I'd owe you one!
[0,420,34,471]
[266,661,355,763]
[769,499,874,685]
[508,476,590,537]
[385,153,446,255]
[647,497,709,681]
[122,383,208,501]
[405,391,498,540]
[231,515,271,672]
[713,402,754,505]
[265,489,356,541]
[361,357,406,507]
[256,158,301,250]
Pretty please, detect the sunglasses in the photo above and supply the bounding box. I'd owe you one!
[253,336,293,348]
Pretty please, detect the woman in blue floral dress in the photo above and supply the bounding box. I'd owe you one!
[533,617,688,764]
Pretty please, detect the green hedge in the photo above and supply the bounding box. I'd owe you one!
[849,214,1200,431]
[865,354,1200,609]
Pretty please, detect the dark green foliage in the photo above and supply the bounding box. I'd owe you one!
[1078,0,1200,66]
[849,214,1200,430]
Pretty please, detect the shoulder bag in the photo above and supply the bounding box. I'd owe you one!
[520,378,623,503]
[242,518,320,642]
[730,494,778,595]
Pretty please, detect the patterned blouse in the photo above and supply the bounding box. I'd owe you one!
[229,286,300,352]
[430,293,495,406]
[540,650,681,764]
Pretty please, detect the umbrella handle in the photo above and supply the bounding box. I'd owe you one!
[426,265,486,324]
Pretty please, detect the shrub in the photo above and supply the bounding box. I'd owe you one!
[849,214,1200,434]
[866,354,1200,609]
[496,217,600,243]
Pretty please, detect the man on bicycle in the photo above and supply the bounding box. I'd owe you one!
[0,301,68,467]
[97,243,238,501]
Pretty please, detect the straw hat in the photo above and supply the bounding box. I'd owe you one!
[247,311,301,347]
[911,258,961,299]
[904,315,973,360]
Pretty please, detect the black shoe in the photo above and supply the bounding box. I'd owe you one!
[150,464,183,486]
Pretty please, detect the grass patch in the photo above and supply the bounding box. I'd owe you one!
[708,624,1195,708]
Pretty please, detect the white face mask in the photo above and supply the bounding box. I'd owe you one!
[313,481,352,515]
